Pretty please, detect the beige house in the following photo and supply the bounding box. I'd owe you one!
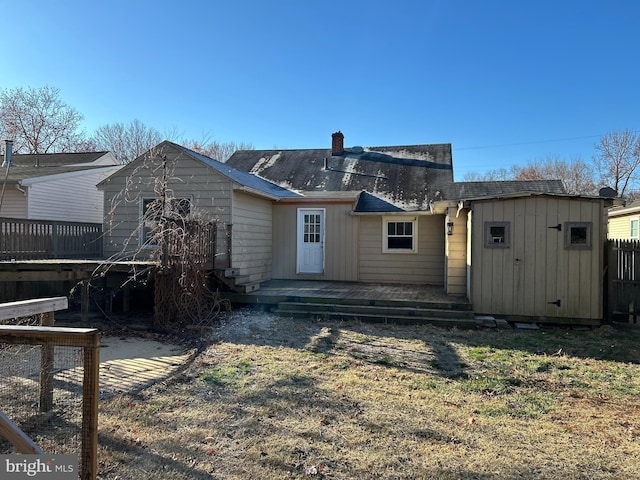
[100,136,608,323]
[607,200,640,240]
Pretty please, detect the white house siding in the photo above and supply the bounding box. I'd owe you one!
[101,146,233,260]
[359,215,445,285]
[0,188,27,218]
[272,202,359,281]
[471,196,603,320]
[231,191,273,283]
[26,168,120,223]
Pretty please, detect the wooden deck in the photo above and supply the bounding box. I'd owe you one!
[222,279,470,309]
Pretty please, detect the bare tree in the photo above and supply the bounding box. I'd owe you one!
[513,155,597,195]
[93,119,163,164]
[593,129,640,197]
[462,167,512,182]
[0,86,88,153]
[185,139,254,162]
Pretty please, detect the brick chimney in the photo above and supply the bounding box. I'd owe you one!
[331,131,344,155]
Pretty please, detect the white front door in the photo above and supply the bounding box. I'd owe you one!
[297,208,325,274]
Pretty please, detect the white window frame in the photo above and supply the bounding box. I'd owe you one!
[382,216,418,254]
[631,217,639,239]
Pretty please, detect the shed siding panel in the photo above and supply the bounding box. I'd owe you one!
[359,215,445,284]
[231,191,272,282]
[472,196,603,320]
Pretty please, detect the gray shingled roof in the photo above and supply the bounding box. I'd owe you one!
[227,144,454,211]
[1,165,117,184]
[0,151,117,184]
[440,180,567,200]
[1,151,111,167]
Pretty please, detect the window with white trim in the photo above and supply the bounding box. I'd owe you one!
[383,217,418,253]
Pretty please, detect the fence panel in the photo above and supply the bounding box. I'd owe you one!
[0,298,99,480]
[0,217,102,260]
[607,239,640,323]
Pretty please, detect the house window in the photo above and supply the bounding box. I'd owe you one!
[631,218,639,239]
[383,217,417,253]
[565,222,591,250]
[140,197,192,247]
[484,222,510,248]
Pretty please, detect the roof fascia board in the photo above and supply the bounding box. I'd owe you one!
[19,165,123,186]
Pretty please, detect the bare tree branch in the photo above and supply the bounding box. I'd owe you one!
[0,86,88,153]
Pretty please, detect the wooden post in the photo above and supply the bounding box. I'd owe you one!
[0,411,44,454]
[39,311,54,413]
[81,280,90,322]
[81,332,100,480]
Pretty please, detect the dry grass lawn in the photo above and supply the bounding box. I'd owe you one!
[97,309,640,479]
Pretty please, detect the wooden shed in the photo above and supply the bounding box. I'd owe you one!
[469,193,607,324]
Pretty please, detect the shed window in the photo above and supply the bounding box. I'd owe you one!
[140,197,192,247]
[565,222,591,250]
[383,217,418,253]
[484,222,510,248]
[631,218,639,239]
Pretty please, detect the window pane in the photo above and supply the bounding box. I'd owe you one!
[570,226,587,244]
[489,226,505,243]
[632,220,638,237]
[388,223,395,236]
[388,237,413,249]
[404,222,412,235]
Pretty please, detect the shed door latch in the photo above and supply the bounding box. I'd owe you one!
[547,299,561,307]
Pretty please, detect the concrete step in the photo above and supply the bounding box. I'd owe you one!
[276,302,476,319]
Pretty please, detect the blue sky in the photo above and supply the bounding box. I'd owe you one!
[1,0,638,180]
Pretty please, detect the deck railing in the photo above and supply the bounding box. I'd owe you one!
[0,217,102,260]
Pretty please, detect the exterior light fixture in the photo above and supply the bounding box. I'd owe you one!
[447,221,454,236]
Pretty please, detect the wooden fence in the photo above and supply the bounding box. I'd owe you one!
[0,217,103,260]
[0,297,99,480]
[607,239,640,323]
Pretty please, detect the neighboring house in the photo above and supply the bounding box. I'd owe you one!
[607,200,640,240]
[0,151,121,223]
[101,134,609,322]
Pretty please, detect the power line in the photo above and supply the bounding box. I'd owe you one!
[454,134,611,152]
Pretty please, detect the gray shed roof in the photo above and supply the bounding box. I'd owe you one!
[440,180,567,200]
[227,144,454,211]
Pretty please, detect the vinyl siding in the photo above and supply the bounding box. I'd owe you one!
[272,202,358,281]
[102,146,233,260]
[231,191,273,282]
[27,169,118,223]
[0,188,27,218]
[359,215,445,284]
[608,214,639,239]
[445,208,468,296]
